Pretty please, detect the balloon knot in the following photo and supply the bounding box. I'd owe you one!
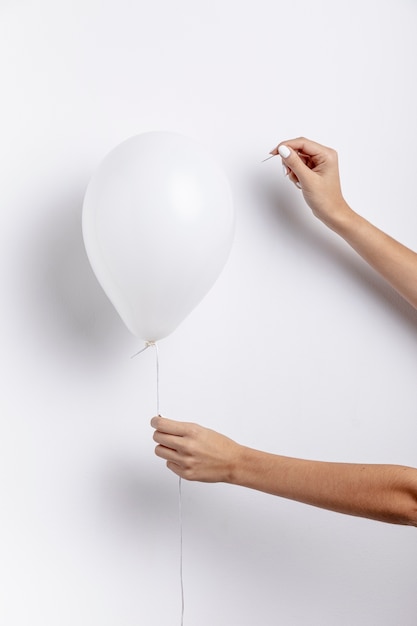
[130,341,157,359]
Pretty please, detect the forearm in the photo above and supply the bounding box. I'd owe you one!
[151,416,417,526]
[321,202,417,309]
[231,446,417,526]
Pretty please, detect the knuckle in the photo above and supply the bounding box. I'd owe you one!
[185,440,197,456]
[186,422,200,437]
[182,466,196,481]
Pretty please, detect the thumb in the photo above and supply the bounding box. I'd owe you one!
[278,144,312,186]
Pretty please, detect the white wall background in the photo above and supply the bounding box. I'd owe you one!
[1,1,417,624]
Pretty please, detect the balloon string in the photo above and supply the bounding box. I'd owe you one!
[131,341,160,415]
[154,342,160,417]
[179,475,184,626]
[132,341,184,625]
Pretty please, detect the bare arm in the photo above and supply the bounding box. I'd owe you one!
[151,416,417,527]
[271,138,417,309]
[236,447,417,526]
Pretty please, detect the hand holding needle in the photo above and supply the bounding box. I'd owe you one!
[262,144,311,190]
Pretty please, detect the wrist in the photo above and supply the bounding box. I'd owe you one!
[228,444,252,486]
[229,444,269,489]
[319,200,357,234]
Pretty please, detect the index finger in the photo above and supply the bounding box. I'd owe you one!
[150,415,188,436]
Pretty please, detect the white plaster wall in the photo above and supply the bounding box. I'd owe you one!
[1,1,416,624]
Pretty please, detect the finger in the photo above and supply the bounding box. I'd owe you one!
[166,461,184,478]
[154,443,183,463]
[153,430,182,451]
[288,170,303,189]
[277,144,313,186]
[150,415,188,436]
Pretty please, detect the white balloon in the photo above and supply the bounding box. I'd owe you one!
[82,132,235,341]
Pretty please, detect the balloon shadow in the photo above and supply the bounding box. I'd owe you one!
[20,179,131,364]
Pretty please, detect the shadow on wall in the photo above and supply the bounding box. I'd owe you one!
[95,456,179,536]
[17,169,417,375]
[251,168,417,336]
[94,454,389,616]
[93,453,310,569]
[19,179,131,365]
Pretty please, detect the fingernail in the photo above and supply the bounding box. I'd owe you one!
[295,181,302,189]
[282,164,289,176]
[278,145,291,158]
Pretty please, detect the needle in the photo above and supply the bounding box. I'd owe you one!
[262,150,310,163]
